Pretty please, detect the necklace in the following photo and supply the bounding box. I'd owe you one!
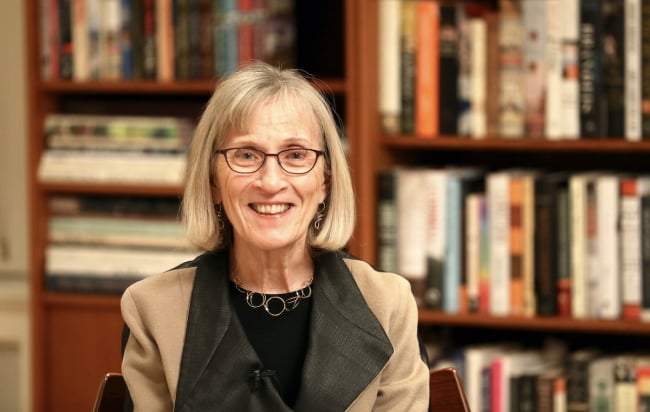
[232,276,313,317]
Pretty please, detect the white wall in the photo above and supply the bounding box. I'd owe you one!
[0,0,31,411]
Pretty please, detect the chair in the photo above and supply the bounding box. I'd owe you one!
[92,372,127,412]
[429,367,471,412]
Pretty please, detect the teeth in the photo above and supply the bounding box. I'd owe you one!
[252,204,290,215]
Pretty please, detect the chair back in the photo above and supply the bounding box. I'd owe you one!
[429,367,471,412]
[92,372,127,412]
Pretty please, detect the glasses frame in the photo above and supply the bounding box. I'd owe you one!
[216,147,325,175]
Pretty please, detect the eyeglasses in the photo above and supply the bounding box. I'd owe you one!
[216,147,325,174]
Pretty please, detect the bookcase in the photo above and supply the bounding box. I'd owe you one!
[24,1,359,411]
[26,0,650,411]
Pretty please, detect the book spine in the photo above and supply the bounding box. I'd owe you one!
[545,0,563,139]
[559,0,580,139]
[522,0,547,138]
[423,171,447,310]
[415,1,440,138]
[579,0,606,137]
[438,4,459,136]
[156,0,174,81]
[602,0,625,138]
[198,0,214,79]
[399,1,416,135]
[469,18,487,138]
[59,0,74,79]
[570,175,589,319]
[488,172,511,315]
[595,175,621,319]
[625,0,642,141]
[498,0,525,138]
[376,170,398,274]
[509,176,525,316]
[641,193,650,321]
[141,0,156,79]
[556,188,572,317]
[642,0,650,138]
[620,178,642,321]
[457,7,471,137]
[119,0,133,79]
[71,0,89,81]
[465,193,484,313]
[485,11,500,137]
[377,0,401,135]
[534,176,560,316]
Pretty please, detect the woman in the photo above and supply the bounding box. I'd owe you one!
[120,62,430,411]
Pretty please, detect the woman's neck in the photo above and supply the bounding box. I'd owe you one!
[230,244,314,294]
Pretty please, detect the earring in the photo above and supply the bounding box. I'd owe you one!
[314,202,326,230]
[215,203,225,231]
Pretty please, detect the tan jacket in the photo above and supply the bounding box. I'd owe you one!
[121,250,429,411]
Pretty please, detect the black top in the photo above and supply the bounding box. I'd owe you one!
[229,280,313,408]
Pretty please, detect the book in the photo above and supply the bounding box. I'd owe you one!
[377,0,401,135]
[488,171,511,316]
[399,1,416,135]
[595,174,621,319]
[602,0,625,138]
[415,1,440,138]
[566,348,600,412]
[395,168,429,307]
[376,170,398,274]
[638,362,650,411]
[643,0,650,138]
[625,0,642,141]
[588,355,615,411]
[465,192,485,313]
[534,172,568,316]
[438,4,459,136]
[45,244,197,293]
[485,10,501,137]
[498,0,525,138]
[468,17,487,138]
[579,0,606,138]
[213,0,239,77]
[422,169,447,310]
[443,168,483,314]
[559,0,580,139]
[545,0,563,139]
[569,173,599,319]
[642,192,650,321]
[457,7,471,137]
[71,0,89,80]
[522,0,546,138]
[156,0,174,81]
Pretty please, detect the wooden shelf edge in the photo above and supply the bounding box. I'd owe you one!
[42,292,122,309]
[38,78,348,95]
[418,311,650,335]
[382,136,650,152]
[39,182,183,196]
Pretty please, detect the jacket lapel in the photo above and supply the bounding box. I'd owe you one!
[294,252,394,411]
[174,251,292,412]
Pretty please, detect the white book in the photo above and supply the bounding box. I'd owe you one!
[37,150,186,185]
[378,0,401,134]
[71,0,89,81]
[465,193,484,313]
[422,169,447,309]
[469,18,487,138]
[625,0,642,141]
[559,0,580,139]
[588,356,616,411]
[487,171,511,315]
[544,0,563,139]
[596,174,621,319]
[45,244,197,277]
[570,173,599,319]
[395,168,428,306]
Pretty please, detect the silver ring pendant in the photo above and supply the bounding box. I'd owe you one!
[246,291,266,309]
[264,295,287,317]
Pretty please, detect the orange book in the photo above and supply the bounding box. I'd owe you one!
[415,2,439,137]
[509,176,524,316]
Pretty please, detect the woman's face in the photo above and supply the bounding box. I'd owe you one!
[212,99,328,253]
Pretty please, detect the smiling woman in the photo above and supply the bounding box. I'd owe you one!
[120,62,430,411]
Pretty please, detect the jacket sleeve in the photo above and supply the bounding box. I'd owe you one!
[373,275,430,411]
[121,286,175,412]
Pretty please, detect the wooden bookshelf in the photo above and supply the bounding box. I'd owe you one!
[27,0,650,410]
[25,1,358,410]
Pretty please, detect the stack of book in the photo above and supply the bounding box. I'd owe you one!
[37,113,193,185]
[45,194,198,294]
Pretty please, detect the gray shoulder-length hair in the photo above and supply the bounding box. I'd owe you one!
[181,62,355,252]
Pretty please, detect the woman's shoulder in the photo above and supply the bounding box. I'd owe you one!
[340,254,411,298]
[122,254,202,301]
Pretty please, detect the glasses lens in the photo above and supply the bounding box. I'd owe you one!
[279,149,318,173]
[227,148,264,172]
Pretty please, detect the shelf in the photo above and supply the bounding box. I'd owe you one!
[382,136,650,152]
[40,182,183,197]
[42,292,121,309]
[418,311,650,336]
[39,78,348,95]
